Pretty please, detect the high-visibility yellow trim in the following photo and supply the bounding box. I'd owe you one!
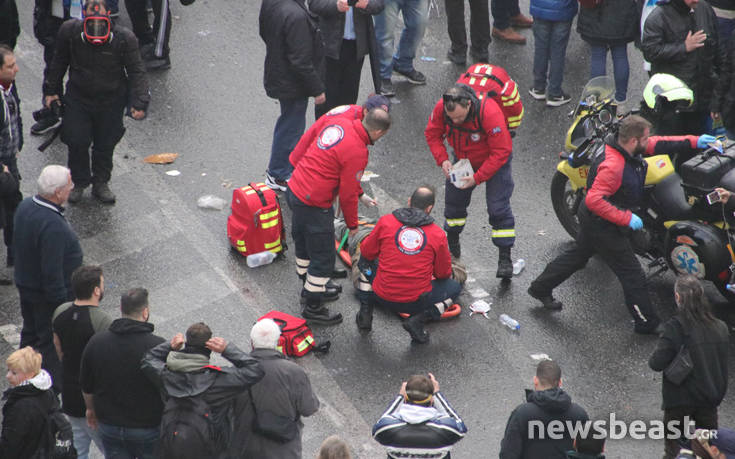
[261,219,279,229]
[468,77,476,85]
[503,93,521,106]
[276,344,283,354]
[501,85,518,100]
[296,335,314,352]
[237,246,247,252]
[264,238,281,249]
[446,218,466,227]
[236,240,245,246]
[492,229,516,237]
[260,209,279,220]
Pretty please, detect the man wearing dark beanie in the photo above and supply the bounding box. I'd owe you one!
[141,322,265,459]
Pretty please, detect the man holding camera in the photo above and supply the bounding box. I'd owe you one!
[43,0,149,205]
[0,45,22,268]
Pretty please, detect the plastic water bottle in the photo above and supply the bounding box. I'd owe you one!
[499,314,520,331]
[726,284,735,293]
[512,259,526,275]
[246,251,276,268]
[70,0,83,19]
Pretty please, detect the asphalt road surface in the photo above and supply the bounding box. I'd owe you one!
[2,1,734,458]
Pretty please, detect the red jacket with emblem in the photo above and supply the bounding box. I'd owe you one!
[290,104,364,167]
[288,117,370,229]
[425,97,513,184]
[359,208,452,303]
[585,135,698,226]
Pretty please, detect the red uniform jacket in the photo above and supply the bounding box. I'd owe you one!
[360,209,452,303]
[290,104,365,166]
[585,135,698,226]
[425,98,513,184]
[288,117,370,229]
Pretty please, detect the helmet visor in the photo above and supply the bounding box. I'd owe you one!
[84,17,110,44]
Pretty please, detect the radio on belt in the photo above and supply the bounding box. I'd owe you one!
[449,159,474,189]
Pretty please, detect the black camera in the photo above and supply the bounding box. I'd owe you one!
[32,99,63,122]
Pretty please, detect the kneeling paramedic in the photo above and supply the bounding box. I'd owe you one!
[425,84,516,278]
[528,115,711,334]
[287,107,391,326]
[356,186,462,343]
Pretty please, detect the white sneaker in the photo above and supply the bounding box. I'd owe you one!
[528,88,546,100]
[265,172,288,192]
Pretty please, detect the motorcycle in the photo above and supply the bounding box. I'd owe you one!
[550,77,735,301]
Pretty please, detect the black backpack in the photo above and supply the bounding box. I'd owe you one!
[159,395,220,459]
[32,399,77,459]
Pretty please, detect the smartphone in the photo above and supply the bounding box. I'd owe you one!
[706,190,722,205]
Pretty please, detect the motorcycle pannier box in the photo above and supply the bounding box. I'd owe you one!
[680,151,735,197]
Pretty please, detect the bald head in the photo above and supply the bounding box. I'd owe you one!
[363,108,391,143]
[409,186,436,213]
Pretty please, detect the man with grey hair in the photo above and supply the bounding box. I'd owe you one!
[242,319,320,458]
[13,164,81,390]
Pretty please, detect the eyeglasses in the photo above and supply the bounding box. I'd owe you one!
[443,94,467,104]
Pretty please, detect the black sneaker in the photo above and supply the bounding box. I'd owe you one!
[68,186,85,204]
[145,56,171,71]
[92,182,116,204]
[528,88,546,100]
[379,79,395,96]
[265,172,288,192]
[546,92,572,107]
[446,50,466,66]
[634,321,662,335]
[30,116,61,135]
[393,68,426,85]
[527,286,563,310]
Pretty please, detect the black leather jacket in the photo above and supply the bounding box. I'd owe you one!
[309,0,384,60]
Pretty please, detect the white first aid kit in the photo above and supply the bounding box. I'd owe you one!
[449,159,474,189]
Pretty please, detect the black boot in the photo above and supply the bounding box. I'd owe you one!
[301,291,343,325]
[402,311,430,344]
[496,247,513,279]
[527,286,563,310]
[356,299,373,330]
[92,182,116,204]
[447,232,461,258]
[299,287,339,306]
[326,279,343,294]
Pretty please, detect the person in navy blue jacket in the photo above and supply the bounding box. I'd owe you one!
[528,0,577,106]
[373,373,467,459]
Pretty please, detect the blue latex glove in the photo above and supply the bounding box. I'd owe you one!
[628,213,643,230]
[697,134,717,149]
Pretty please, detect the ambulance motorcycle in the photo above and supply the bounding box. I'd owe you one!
[550,76,735,302]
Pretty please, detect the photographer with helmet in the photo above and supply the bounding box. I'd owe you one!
[43,0,149,205]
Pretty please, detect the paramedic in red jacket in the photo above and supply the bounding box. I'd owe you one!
[287,107,391,326]
[358,186,462,343]
[528,115,707,334]
[425,83,516,279]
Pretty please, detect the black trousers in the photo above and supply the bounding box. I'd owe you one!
[529,210,659,328]
[125,0,171,58]
[18,289,62,392]
[663,405,718,459]
[316,39,365,119]
[61,96,126,188]
[1,156,21,252]
[445,0,490,55]
[287,189,336,279]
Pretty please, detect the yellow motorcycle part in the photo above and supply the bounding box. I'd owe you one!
[644,155,675,185]
[565,109,591,152]
[557,161,589,190]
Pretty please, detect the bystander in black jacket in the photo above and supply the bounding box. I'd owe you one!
[13,195,82,305]
[0,0,19,49]
[649,316,729,410]
[576,0,639,46]
[259,0,325,100]
[81,318,165,428]
[642,0,724,112]
[719,29,735,133]
[33,0,65,49]
[310,0,384,61]
[141,341,265,458]
[500,388,589,459]
[43,19,150,111]
[0,370,57,459]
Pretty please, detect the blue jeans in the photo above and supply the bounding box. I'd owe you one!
[68,416,104,459]
[373,0,429,78]
[268,98,308,181]
[717,16,735,50]
[590,43,629,102]
[491,0,520,29]
[98,423,159,459]
[532,19,572,97]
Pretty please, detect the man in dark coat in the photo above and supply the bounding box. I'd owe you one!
[43,0,149,205]
[0,0,19,49]
[310,0,384,118]
[141,322,265,459]
[259,0,325,192]
[642,0,724,135]
[0,45,22,268]
[14,164,81,392]
[499,360,589,459]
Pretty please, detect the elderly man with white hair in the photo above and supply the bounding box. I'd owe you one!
[242,318,320,459]
[13,164,82,391]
